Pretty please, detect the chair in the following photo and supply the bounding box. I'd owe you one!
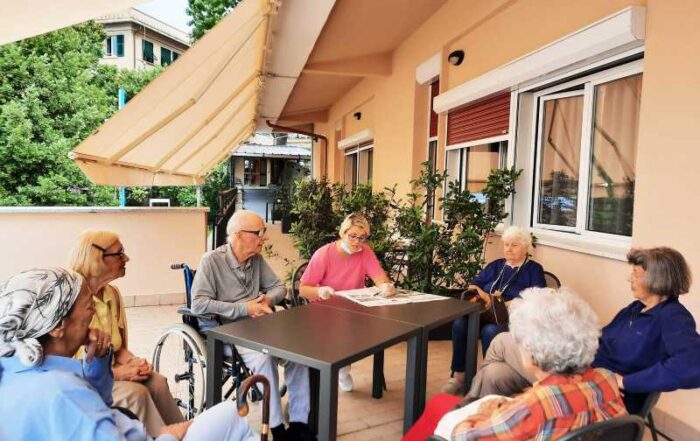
[425,415,646,441]
[558,415,646,441]
[544,270,561,289]
[151,263,271,418]
[635,391,662,441]
[289,260,309,307]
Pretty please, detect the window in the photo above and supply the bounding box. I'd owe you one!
[344,142,373,189]
[161,47,172,66]
[142,40,154,64]
[173,52,180,62]
[243,158,267,186]
[104,35,124,57]
[532,63,642,238]
[426,80,439,220]
[445,141,508,203]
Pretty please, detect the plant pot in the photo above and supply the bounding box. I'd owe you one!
[281,214,297,234]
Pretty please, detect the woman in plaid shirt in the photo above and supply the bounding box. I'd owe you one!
[404,287,626,441]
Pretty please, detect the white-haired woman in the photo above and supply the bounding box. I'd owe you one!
[69,230,184,436]
[299,212,395,392]
[403,288,626,441]
[0,268,257,441]
[443,226,546,396]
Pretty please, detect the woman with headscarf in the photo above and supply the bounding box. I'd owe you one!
[68,229,184,436]
[0,267,258,441]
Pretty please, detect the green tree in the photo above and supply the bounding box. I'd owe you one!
[0,22,120,206]
[187,0,242,41]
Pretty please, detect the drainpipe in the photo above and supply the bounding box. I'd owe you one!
[266,120,328,179]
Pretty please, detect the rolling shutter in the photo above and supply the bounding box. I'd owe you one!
[447,92,510,145]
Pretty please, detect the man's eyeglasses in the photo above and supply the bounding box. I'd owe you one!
[347,233,369,242]
[239,228,267,238]
[92,244,127,259]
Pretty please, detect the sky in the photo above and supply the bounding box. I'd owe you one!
[135,0,192,33]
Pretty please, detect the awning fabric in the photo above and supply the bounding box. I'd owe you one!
[71,0,271,186]
[0,0,144,46]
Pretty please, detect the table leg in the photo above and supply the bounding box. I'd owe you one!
[318,366,338,441]
[464,310,480,390]
[416,329,429,414]
[372,350,385,399]
[403,334,420,433]
[308,368,320,434]
[206,336,224,408]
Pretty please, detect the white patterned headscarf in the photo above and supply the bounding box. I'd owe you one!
[0,268,83,367]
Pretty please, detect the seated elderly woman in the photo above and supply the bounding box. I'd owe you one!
[442,226,546,396]
[0,268,258,441]
[69,230,184,436]
[299,212,395,392]
[403,287,627,441]
[464,247,700,416]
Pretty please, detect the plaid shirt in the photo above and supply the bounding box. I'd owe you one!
[452,368,627,441]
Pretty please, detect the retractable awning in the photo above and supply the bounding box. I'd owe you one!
[70,0,271,186]
[1,0,144,45]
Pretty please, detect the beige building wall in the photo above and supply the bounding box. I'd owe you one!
[0,208,207,307]
[309,0,700,436]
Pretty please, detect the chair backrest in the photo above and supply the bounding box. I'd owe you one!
[558,415,646,441]
[182,265,196,308]
[544,270,561,289]
[290,261,309,306]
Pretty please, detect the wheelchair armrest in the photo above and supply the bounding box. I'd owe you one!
[177,306,218,321]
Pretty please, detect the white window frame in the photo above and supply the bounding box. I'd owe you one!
[344,143,373,188]
[522,58,643,258]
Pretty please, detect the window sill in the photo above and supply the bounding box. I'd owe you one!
[530,228,631,261]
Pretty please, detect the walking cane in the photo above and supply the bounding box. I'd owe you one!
[236,374,271,441]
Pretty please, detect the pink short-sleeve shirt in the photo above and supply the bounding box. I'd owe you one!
[299,242,385,291]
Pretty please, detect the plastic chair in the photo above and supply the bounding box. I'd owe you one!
[544,270,561,289]
[289,260,309,306]
[635,391,661,441]
[558,415,646,441]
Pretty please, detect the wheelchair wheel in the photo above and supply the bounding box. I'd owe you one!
[152,323,207,419]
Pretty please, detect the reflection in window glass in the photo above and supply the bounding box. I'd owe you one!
[465,143,503,203]
[587,74,641,236]
[344,153,358,190]
[537,95,583,228]
[445,149,462,192]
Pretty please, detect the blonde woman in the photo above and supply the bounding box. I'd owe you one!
[68,230,184,436]
[299,213,395,391]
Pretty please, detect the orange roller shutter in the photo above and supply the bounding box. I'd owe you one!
[447,92,510,145]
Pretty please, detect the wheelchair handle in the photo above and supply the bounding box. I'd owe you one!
[170,263,186,270]
[236,374,271,441]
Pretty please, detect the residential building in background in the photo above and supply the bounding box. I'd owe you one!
[230,133,311,188]
[96,8,190,71]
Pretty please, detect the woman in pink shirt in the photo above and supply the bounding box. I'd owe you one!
[299,213,395,391]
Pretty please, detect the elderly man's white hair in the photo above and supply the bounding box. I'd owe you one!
[226,210,264,236]
[502,225,532,248]
[509,287,600,374]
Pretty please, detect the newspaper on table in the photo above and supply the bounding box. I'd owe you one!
[335,286,449,307]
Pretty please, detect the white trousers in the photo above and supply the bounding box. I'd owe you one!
[235,345,311,428]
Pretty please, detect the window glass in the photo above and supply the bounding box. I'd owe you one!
[142,40,154,63]
[358,149,372,184]
[537,95,584,228]
[173,52,180,61]
[116,35,124,57]
[427,140,438,218]
[344,153,358,190]
[161,47,172,66]
[586,74,642,236]
[465,143,502,201]
[445,149,462,192]
[105,37,112,56]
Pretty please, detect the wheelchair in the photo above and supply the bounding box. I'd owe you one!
[151,263,278,419]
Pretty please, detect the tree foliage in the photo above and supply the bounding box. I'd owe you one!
[187,0,242,41]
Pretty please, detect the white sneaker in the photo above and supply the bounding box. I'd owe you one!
[339,372,354,392]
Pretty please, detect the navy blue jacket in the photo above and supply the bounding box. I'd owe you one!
[593,297,700,413]
[472,258,546,301]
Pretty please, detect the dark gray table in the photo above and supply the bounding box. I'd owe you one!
[315,296,480,415]
[205,305,421,441]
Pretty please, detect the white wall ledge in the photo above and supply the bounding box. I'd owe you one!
[0,206,209,214]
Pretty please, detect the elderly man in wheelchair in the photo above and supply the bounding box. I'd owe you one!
[188,210,314,441]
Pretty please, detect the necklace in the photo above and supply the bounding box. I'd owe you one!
[490,257,529,298]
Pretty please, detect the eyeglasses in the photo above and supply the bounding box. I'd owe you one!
[92,244,128,259]
[347,233,369,242]
[239,228,267,238]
